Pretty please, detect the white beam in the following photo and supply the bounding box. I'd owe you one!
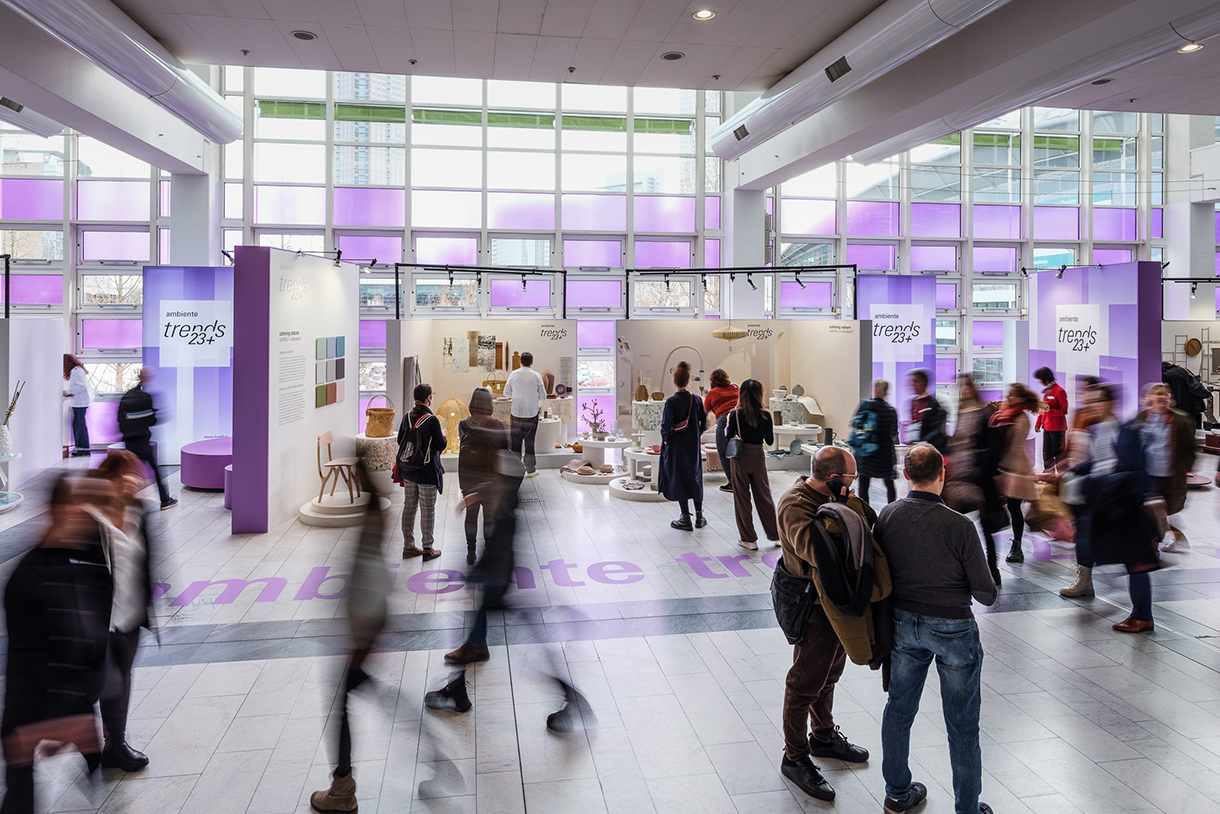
[0,5,209,174]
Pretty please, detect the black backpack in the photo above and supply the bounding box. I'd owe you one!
[398,413,436,473]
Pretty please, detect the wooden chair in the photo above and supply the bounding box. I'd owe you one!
[317,431,361,504]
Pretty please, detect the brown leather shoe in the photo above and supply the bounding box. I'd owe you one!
[445,642,490,665]
[402,545,424,559]
[1112,617,1154,633]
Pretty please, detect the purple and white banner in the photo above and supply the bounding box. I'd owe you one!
[142,266,234,465]
[856,275,937,438]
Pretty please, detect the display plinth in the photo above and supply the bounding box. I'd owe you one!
[561,468,626,485]
[609,475,666,502]
[774,425,822,447]
[0,452,23,513]
[299,493,391,527]
[181,438,233,490]
[355,433,396,493]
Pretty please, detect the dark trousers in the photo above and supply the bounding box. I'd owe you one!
[1129,571,1153,621]
[509,413,539,474]
[71,406,90,452]
[857,475,897,506]
[783,601,847,760]
[100,628,141,747]
[1007,497,1024,545]
[125,438,170,505]
[729,444,779,544]
[335,664,370,777]
[1042,430,1065,467]
[715,414,733,484]
[1,763,32,813]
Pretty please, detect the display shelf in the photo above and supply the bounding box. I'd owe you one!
[560,469,626,485]
[609,475,667,502]
[0,451,21,512]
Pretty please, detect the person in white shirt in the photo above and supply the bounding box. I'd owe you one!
[503,352,546,476]
[63,354,93,457]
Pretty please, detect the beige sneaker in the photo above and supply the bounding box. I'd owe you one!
[1058,565,1094,598]
[310,771,357,813]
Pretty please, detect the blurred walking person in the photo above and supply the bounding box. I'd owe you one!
[118,367,176,510]
[310,463,392,813]
[943,375,987,519]
[458,387,508,565]
[991,383,1038,565]
[704,369,740,493]
[726,379,779,550]
[849,379,900,507]
[1,477,112,814]
[63,354,92,457]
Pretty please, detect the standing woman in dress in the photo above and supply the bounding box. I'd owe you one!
[727,379,780,550]
[659,361,707,531]
[704,369,740,493]
[63,354,92,457]
[992,383,1039,564]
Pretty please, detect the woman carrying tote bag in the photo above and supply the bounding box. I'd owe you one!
[726,379,780,551]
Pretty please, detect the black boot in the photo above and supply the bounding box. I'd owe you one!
[694,512,707,529]
[425,671,472,713]
[671,514,693,531]
[1005,542,1024,563]
[466,540,477,566]
[547,679,597,733]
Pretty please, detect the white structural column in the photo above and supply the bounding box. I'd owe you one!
[1166,114,1214,279]
[170,163,222,266]
[724,185,766,319]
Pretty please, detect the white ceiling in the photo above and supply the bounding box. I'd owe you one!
[1046,44,1220,116]
[110,0,887,90]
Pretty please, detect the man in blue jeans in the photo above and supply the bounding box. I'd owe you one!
[873,443,998,814]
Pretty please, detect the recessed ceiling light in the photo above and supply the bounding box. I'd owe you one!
[662,51,685,61]
[291,30,318,41]
[1091,78,1113,85]
[1178,41,1203,53]
[692,9,716,20]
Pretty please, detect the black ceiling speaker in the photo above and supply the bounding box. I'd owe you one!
[824,56,851,83]
[733,124,749,141]
[0,98,23,113]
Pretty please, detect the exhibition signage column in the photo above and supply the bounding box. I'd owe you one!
[856,275,937,438]
[232,247,360,533]
[141,266,234,466]
[1029,261,1161,418]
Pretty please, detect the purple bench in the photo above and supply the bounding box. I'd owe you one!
[180,438,233,490]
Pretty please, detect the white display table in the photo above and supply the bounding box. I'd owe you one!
[0,452,22,513]
[576,437,631,465]
[774,424,822,447]
[611,448,666,502]
[536,417,563,452]
[560,437,631,485]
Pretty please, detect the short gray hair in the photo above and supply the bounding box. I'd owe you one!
[813,446,848,482]
[904,443,943,486]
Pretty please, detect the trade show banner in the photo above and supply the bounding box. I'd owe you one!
[141,266,234,465]
[232,247,360,533]
[1029,261,1161,418]
[856,275,937,437]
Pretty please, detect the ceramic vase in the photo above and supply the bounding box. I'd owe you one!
[0,426,12,456]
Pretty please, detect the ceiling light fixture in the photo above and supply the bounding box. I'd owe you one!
[1177,41,1203,52]
[661,52,685,61]
[292,30,318,41]
[692,9,716,20]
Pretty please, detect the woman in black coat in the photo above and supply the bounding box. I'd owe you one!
[852,378,900,506]
[659,361,707,531]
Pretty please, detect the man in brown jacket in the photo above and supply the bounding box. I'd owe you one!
[777,446,886,802]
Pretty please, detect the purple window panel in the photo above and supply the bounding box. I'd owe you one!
[562,194,626,232]
[224,183,242,219]
[577,395,615,433]
[972,320,1004,346]
[1216,288,1220,310]
[488,192,554,230]
[411,191,481,229]
[1151,208,1163,239]
[159,180,170,218]
[416,236,478,265]
[910,203,961,238]
[972,246,1017,273]
[490,279,550,307]
[972,205,1021,239]
[77,181,150,221]
[936,283,957,310]
[634,196,696,233]
[80,231,150,262]
[359,319,387,349]
[338,234,403,262]
[845,243,895,270]
[845,201,899,237]
[780,280,832,308]
[635,241,690,268]
[1093,248,1132,265]
[255,185,325,225]
[159,229,170,263]
[358,396,373,434]
[577,319,616,347]
[1216,251,1220,276]
[564,240,621,267]
[86,401,121,445]
[568,280,622,309]
[1216,210,1220,243]
[910,245,957,271]
[935,357,957,384]
[0,178,63,220]
[705,197,721,230]
[1093,207,1136,241]
[0,275,63,305]
[704,238,720,268]
[765,196,773,215]
[781,199,836,235]
[335,187,405,228]
[978,388,1002,403]
[82,319,141,349]
[1033,206,1079,240]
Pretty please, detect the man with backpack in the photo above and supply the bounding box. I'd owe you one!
[396,383,447,560]
[848,379,900,506]
[118,367,176,510]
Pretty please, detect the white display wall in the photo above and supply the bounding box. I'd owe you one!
[0,319,63,489]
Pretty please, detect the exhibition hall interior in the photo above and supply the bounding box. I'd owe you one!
[5,0,1220,811]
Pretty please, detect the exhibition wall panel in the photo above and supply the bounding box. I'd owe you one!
[233,247,360,533]
[856,275,938,441]
[787,321,872,439]
[142,266,234,465]
[0,319,63,488]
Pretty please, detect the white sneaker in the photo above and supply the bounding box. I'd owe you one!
[738,540,758,551]
[526,470,539,478]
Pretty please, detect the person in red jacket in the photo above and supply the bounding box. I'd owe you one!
[1034,367,1068,468]
[704,369,740,493]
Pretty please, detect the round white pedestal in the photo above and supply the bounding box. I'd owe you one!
[536,417,563,453]
[609,476,666,502]
[560,469,625,485]
[299,493,392,527]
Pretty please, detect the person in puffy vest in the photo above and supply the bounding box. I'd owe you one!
[851,379,900,506]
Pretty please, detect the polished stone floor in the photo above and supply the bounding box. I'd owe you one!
[3,454,1220,813]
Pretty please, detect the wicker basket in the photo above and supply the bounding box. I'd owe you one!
[483,377,506,396]
[364,394,396,438]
